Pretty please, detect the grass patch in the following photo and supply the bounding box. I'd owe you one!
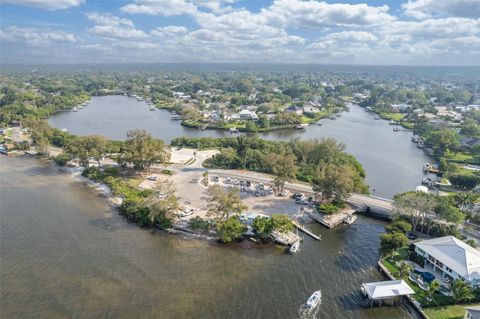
[379,112,405,121]
[444,151,474,162]
[424,304,475,319]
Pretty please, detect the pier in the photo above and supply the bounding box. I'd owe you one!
[292,221,321,240]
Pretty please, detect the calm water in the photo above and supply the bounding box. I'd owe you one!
[49,95,431,198]
[0,156,409,319]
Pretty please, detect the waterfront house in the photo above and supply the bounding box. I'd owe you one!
[302,106,320,115]
[461,137,480,150]
[239,109,258,121]
[414,236,480,286]
[465,306,480,319]
[286,105,304,115]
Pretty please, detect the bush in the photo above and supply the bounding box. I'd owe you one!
[161,169,173,175]
[216,217,246,243]
[317,203,341,215]
[447,173,480,190]
[189,216,211,232]
[385,220,412,234]
[466,239,477,248]
[104,166,120,176]
[53,154,71,166]
[82,166,107,181]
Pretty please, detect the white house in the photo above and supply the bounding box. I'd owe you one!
[465,306,480,319]
[414,236,480,286]
[239,109,258,121]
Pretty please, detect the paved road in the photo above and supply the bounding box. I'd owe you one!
[209,169,394,213]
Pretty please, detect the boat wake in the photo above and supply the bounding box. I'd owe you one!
[298,304,320,319]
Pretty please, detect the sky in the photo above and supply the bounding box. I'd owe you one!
[1,0,480,65]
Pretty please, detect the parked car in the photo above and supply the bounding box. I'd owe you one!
[225,178,232,184]
[245,181,251,187]
[295,197,309,205]
[279,190,290,196]
[211,175,219,182]
[292,193,303,199]
[267,187,274,194]
[179,209,194,217]
[407,232,418,240]
[147,175,157,181]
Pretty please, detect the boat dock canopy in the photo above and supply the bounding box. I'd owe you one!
[361,280,414,300]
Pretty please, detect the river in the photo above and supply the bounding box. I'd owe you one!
[0,155,409,319]
[49,95,431,198]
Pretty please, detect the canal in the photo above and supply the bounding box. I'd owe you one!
[49,95,431,198]
[0,155,409,319]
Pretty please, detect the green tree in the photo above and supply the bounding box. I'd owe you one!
[271,214,294,233]
[217,216,246,243]
[119,129,170,171]
[206,185,247,222]
[426,280,440,301]
[268,149,297,192]
[252,216,274,239]
[451,279,474,303]
[393,192,437,232]
[425,129,461,156]
[146,180,179,227]
[84,135,108,167]
[379,232,408,258]
[385,220,412,234]
[312,163,354,203]
[398,261,412,280]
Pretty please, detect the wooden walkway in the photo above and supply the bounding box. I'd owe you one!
[292,221,321,240]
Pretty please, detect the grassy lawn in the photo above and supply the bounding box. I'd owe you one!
[401,122,415,129]
[5,128,13,137]
[379,112,405,121]
[424,304,475,319]
[444,151,474,162]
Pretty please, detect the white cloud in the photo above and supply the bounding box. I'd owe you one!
[402,0,480,19]
[2,0,84,10]
[323,31,378,42]
[262,0,395,28]
[151,26,188,37]
[121,0,198,16]
[0,26,76,45]
[89,25,147,39]
[86,12,134,28]
[380,18,480,39]
[87,12,147,40]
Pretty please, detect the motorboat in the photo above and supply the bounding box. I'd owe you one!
[289,241,300,254]
[344,215,357,225]
[329,115,336,120]
[305,290,322,309]
[72,106,78,112]
[149,105,156,111]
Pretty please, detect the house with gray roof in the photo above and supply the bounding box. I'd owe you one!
[414,236,480,286]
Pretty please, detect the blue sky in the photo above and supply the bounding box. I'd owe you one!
[1,0,479,65]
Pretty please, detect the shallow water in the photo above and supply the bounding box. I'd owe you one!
[0,156,409,319]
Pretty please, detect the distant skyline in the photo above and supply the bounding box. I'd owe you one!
[1,0,479,65]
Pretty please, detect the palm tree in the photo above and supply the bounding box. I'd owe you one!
[398,261,412,280]
[451,279,474,303]
[426,280,440,302]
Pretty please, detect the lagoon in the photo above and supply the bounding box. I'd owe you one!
[49,95,432,198]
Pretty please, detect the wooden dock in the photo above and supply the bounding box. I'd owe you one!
[271,230,302,245]
[306,208,355,229]
[292,221,321,240]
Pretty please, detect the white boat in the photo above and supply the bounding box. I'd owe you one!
[72,106,78,112]
[344,215,357,225]
[229,127,239,133]
[149,105,156,111]
[305,290,322,309]
[289,241,300,254]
